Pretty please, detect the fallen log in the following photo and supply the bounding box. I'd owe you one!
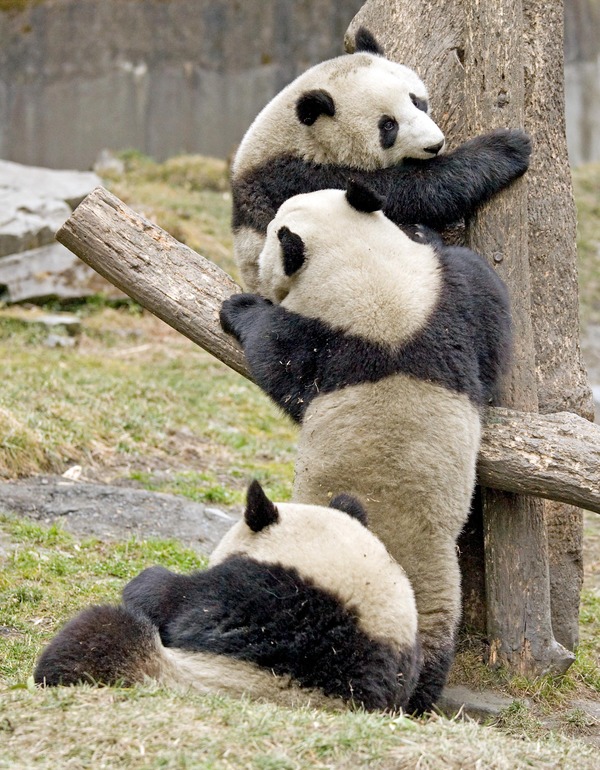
[56,186,600,515]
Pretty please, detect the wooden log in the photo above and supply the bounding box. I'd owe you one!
[57,186,247,379]
[479,408,600,514]
[56,187,600,520]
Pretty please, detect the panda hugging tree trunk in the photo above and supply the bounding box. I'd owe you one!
[220,180,512,713]
[231,26,531,292]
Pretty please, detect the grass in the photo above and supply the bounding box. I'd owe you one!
[573,163,600,327]
[0,518,597,770]
[0,308,296,502]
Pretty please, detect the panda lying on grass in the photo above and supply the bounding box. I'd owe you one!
[231,26,531,291]
[220,181,512,714]
[35,481,421,713]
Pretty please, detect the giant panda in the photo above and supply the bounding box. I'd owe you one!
[220,181,512,714]
[232,26,531,291]
[34,481,420,713]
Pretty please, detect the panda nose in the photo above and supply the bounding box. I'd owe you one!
[424,140,444,155]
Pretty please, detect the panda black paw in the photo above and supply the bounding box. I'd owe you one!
[483,128,533,174]
[220,293,270,339]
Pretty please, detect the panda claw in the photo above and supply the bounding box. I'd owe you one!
[220,293,270,338]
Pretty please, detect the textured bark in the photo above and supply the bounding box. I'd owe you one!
[348,0,592,668]
[522,0,591,651]
[55,187,600,517]
[463,0,570,675]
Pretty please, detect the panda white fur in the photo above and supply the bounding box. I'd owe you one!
[34,481,420,712]
[231,26,532,292]
[220,181,512,714]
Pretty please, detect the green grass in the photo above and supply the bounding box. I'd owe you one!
[0,309,296,500]
[0,518,597,770]
[0,516,205,683]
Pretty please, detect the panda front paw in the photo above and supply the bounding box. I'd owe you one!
[483,128,533,175]
[220,293,271,340]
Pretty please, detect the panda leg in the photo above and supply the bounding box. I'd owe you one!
[406,642,455,715]
[400,542,462,714]
[34,605,164,687]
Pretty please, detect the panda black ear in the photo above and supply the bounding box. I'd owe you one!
[245,481,279,533]
[354,27,384,56]
[329,494,369,527]
[278,226,306,276]
[296,89,335,126]
[346,179,385,213]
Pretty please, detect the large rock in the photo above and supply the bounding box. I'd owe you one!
[0,159,101,258]
[0,159,101,210]
[0,242,114,303]
[0,159,122,302]
[0,189,71,259]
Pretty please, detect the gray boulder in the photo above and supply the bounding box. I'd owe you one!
[0,159,122,302]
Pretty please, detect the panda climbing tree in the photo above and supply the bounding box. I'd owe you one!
[347,0,593,675]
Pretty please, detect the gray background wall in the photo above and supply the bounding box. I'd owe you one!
[0,0,363,169]
[564,0,600,165]
[0,0,597,169]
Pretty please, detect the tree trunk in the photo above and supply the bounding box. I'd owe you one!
[348,0,592,669]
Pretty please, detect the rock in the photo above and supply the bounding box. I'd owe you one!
[0,159,101,210]
[0,476,237,555]
[0,189,71,258]
[0,159,118,303]
[34,313,82,335]
[0,242,123,303]
[437,685,516,721]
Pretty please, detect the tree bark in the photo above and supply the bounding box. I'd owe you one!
[348,0,591,669]
[56,186,600,518]
[463,0,571,675]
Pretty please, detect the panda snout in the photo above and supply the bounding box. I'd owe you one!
[424,140,444,155]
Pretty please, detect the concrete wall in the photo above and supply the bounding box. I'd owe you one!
[564,0,600,165]
[0,0,597,169]
[0,0,363,169]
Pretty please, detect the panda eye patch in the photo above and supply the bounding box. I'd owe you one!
[378,115,399,149]
[409,93,428,112]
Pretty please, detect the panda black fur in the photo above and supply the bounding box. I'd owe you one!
[231,26,532,291]
[34,481,420,712]
[220,182,512,714]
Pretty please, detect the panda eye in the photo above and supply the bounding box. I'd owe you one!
[409,93,428,112]
[378,115,399,150]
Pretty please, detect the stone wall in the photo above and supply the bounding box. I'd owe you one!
[0,0,363,169]
[564,0,600,164]
[0,0,597,169]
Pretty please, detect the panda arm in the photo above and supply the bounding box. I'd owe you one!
[442,246,513,401]
[220,294,328,422]
[123,566,193,635]
[377,129,532,228]
[232,130,530,234]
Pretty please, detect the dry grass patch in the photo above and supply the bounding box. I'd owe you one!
[1,685,596,770]
[0,308,296,503]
